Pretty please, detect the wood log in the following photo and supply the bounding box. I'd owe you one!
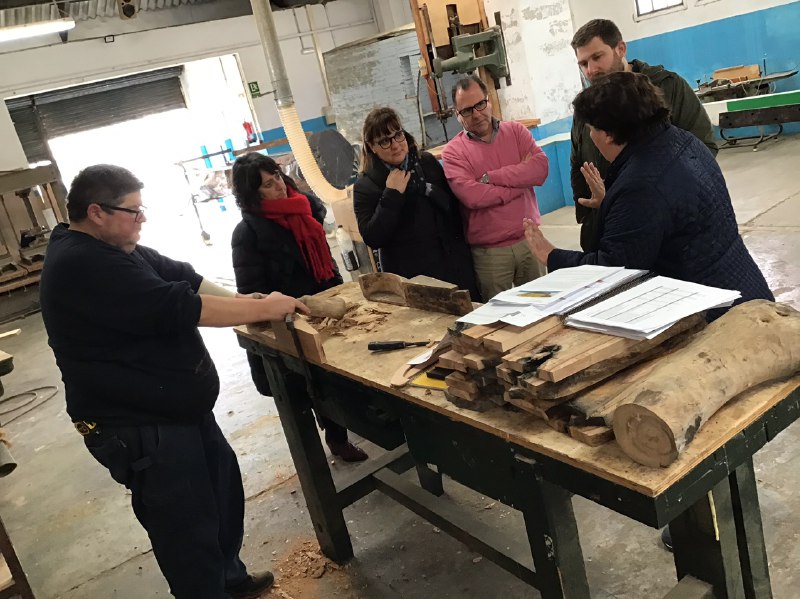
[613,301,800,468]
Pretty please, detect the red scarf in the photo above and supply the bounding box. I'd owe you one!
[259,187,335,283]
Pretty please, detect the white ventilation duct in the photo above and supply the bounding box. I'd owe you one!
[249,0,347,203]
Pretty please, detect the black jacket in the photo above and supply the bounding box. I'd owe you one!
[231,193,342,393]
[353,145,479,300]
[41,225,218,425]
[550,122,773,319]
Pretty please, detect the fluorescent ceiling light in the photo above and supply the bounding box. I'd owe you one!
[0,18,76,44]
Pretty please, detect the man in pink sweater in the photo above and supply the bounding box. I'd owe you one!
[442,75,549,301]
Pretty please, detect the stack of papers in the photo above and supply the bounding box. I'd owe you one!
[566,276,740,339]
[458,265,647,327]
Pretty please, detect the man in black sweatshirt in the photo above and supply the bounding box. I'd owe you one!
[40,164,308,599]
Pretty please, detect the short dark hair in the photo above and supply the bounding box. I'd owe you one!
[571,71,670,145]
[67,164,143,221]
[571,19,623,51]
[231,152,297,212]
[359,107,417,173]
[451,74,488,105]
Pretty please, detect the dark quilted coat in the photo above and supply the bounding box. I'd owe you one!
[549,122,774,317]
[231,192,342,393]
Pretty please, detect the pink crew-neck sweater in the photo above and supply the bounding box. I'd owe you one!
[442,120,548,248]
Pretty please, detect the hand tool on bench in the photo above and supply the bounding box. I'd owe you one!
[368,341,429,352]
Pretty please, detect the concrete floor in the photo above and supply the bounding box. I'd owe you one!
[0,135,798,598]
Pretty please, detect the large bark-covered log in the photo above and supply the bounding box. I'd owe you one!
[613,301,800,468]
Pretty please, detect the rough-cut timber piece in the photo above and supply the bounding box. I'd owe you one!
[482,315,561,353]
[568,424,614,447]
[460,322,507,350]
[496,364,518,384]
[358,272,406,305]
[539,317,702,383]
[520,315,705,401]
[271,317,327,363]
[407,274,457,289]
[613,301,800,468]
[438,350,467,372]
[298,295,348,320]
[403,280,474,316]
[445,371,479,394]
[463,352,501,371]
[447,384,480,402]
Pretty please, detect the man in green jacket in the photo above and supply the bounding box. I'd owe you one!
[570,19,717,251]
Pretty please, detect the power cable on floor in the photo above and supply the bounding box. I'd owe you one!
[0,385,59,426]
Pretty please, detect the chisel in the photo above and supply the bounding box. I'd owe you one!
[368,341,429,352]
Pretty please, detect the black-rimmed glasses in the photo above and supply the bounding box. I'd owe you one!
[456,98,489,118]
[374,130,406,149]
[98,203,147,223]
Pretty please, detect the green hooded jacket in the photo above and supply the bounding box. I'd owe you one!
[570,59,718,250]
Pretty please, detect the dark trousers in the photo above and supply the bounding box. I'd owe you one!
[84,413,247,598]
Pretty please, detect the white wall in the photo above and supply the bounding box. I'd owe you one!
[372,0,414,31]
[568,0,796,40]
[486,0,583,124]
[0,105,29,171]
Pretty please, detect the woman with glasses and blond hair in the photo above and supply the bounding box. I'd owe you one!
[230,152,368,462]
[353,107,480,300]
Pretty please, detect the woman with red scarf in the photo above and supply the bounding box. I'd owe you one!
[231,152,368,462]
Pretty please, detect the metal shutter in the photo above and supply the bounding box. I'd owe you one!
[5,66,185,159]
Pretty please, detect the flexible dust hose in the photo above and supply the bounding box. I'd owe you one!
[278,105,347,202]
[249,0,347,203]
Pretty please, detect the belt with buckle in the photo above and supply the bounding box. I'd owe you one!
[74,421,99,436]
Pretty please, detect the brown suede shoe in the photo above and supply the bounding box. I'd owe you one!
[327,440,368,462]
[226,571,274,598]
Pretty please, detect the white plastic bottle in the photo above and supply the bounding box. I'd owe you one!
[335,225,360,271]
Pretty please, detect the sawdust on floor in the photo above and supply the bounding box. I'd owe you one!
[263,539,358,599]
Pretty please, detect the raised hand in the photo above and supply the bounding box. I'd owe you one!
[386,169,411,193]
[578,162,605,209]
[523,218,556,265]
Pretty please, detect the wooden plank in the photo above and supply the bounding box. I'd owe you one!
[270,317,326,364]
[438,350,467,372]
[463,352,500,371]
[505,326,609,379]
[444,371,480,396]
[568,425,614,447]
[519,316,706,401]
[0,274,39,294]
[447,384,480,402]
[482,315,561,353]
[539,317,700,383]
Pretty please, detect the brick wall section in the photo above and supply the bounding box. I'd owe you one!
[323,30,423,147]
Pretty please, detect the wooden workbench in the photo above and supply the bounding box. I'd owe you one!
[236,282,799,599]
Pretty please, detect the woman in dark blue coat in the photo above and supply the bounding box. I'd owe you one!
[231,152,367,462]
[524,71,773,318]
